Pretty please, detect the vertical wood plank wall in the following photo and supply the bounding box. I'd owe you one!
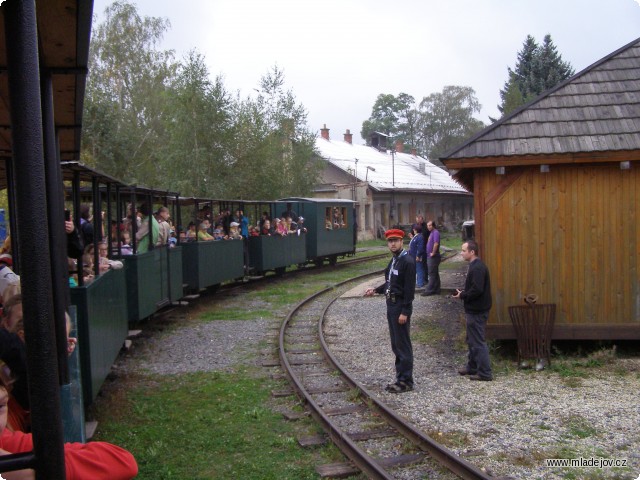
[476,163,639,331]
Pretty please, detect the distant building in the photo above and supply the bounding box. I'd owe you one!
[313,125,473,240]
[442,37,640,340]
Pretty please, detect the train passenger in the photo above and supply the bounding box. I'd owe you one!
[260,220,272,236]
[259,211,271,229]
[122,203,141,238]
[136,203,159,254]
[0,376,138,479]
[197,222,214,241]
[119,231,133,255]
[235,210,249,238]
[295,216,307,235]
[0,237,12,268]
[185,222,196,241]
[228,222,242,240]
[168,229,177,248]
[212,226,226,241]
[281,203,298,222]
[248,225,260,237]
[65,213,84,261]
[0,262,19,306]
[0,294,29,431]
[155,207,172,246]
[221,209,232,235]
[275,218,288,236]
[81,251,95,284]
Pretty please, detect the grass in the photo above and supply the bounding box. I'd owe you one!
[91,257,389,479]
[92,370,337,479]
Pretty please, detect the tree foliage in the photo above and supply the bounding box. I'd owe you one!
[497,34,575,117]
[82,0,176,184]
[228,67,321,200]
[361,87,485,160]
[82,1,320,200]
[419,86,485,160]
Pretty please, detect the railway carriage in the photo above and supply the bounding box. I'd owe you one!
[279,197,356,266]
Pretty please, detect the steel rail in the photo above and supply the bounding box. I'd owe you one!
[279,272,395,479]
[279,269,493,479]
[317,293,493,480]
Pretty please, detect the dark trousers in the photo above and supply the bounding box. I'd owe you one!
[465,311,492,379]
[425,254,441,294]
[386,302,413,386]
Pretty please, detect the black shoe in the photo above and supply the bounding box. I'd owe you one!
[421,291,435,296]
[458,368,476,376]
[468,374,493,382]
[386,381,413,393]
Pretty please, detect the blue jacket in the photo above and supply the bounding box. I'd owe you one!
[408,233,424,260]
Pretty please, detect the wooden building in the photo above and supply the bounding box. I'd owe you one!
[441,37,640,340]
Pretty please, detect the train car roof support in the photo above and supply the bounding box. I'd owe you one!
[2,0,66,477]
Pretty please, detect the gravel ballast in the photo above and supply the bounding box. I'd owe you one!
[325,270,640,479]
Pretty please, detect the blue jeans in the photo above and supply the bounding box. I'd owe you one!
[415,259,425,287]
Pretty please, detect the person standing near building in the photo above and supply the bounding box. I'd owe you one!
[408,224,425,289]
[364,229,416,393]
[453,240,493,381]
[422,220,441,296]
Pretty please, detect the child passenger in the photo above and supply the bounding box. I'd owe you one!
[0,376,138,479]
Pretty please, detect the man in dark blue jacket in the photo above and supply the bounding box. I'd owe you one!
[453,240,493,381]
[365,229,416,393]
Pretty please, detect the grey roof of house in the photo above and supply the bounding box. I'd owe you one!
[442,36,640,161]
[315,137,469,194]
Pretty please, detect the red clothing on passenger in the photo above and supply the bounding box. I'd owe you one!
[0,428,138,479]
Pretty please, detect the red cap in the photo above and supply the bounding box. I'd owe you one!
[384,229,405,240]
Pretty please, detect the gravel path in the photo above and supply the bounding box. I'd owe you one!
[326,265,640,479]
[112,261,640,479]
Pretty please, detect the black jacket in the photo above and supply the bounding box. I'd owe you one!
[375,250,416,315]
[461,258,492,313]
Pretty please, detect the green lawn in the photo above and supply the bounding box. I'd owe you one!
[91,261,385,479]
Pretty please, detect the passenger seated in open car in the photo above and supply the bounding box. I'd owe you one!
[228,222,242,240]
[275,218,288,236]
[197,221,214,241]
[260,220,272,236]
[0,374,138,479]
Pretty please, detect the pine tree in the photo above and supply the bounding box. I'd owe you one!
[497,34,575,117]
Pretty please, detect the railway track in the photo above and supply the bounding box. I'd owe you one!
[278,272,494,480]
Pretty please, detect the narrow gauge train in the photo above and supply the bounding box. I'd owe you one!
[0,3,354,476]
[61,161,357,416]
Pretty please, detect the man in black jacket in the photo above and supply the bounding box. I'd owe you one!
[364,228,416,393]
[453,240,493,381]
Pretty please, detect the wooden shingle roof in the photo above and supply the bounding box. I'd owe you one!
[442,36,640,166]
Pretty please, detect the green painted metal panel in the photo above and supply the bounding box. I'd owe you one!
[181,240,244,290]
[282,199,354,259]
[124,250,166,322]
[168,246,184,301]
[248,236,284,271]
[70,268,128,404]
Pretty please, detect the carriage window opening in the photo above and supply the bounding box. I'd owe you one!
[325,207,333,230]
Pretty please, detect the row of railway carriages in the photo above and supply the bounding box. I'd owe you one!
[60,162,355,406]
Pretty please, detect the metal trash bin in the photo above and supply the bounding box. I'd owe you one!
[508,303,556,369]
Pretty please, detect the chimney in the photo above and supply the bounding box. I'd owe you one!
[343,129,353,144]
[410,148,417,156]
[320,124,330,140]
[395,140,404,153]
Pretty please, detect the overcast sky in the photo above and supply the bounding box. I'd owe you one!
[92,0,640,144]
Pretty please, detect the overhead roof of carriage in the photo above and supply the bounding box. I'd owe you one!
[0,1,93,162]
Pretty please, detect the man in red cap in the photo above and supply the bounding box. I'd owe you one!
[364,228,416,393]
